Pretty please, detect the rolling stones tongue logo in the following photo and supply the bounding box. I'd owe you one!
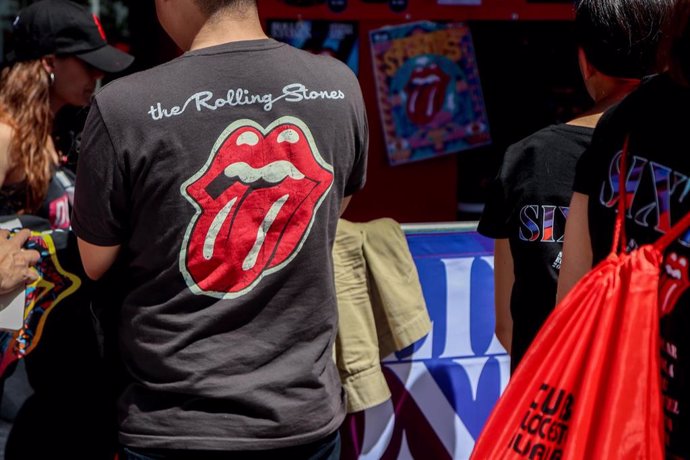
[180,117,334,298]
[404,60,450,126]
[659,252,690,316]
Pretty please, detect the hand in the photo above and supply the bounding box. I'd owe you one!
[0,229,40,294]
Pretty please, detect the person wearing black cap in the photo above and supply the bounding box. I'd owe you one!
[0,1,133,459]
[0,0,133,227]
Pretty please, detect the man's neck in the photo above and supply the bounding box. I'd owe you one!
[189,9,267,51]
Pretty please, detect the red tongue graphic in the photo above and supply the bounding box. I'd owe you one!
[659,252,690,316]
[405,64,450,126]
[181,119,334,297]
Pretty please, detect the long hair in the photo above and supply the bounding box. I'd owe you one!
[0,60,53,213]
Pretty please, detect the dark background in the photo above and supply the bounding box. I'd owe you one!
[1,0,589,224]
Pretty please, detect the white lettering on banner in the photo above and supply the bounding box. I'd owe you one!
[364,358,511,460]
[478,257,507,355]
[398,432,415,460]
[458,356,489,401]
[391,361,475,460]
[438,256,505,359]
[147,83,346,120]
[384,256,505,363]
[360,362,476,460]
[359,400,396,460]
[494,354,511,394]
[452,355,511,402]
[367,255,511,460]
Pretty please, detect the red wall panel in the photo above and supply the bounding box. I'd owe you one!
[261,1,575,223]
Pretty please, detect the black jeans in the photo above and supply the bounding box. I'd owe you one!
[122,430,341,460]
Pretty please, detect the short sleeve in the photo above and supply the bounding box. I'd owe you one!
[572,107,618,197]
[477,155,513,239]
[344,82,368,197]
[71,100,128,246]
[572,146,596,196]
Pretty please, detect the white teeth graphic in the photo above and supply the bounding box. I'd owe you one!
[277,129,300,144]
[243,195,289,271]
[666,265,682,280]
[411,75,441,85]
[204,197,237,260]
[224,161,304,184]
[237,132,259,146]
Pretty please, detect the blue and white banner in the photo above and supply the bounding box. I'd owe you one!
[341,223,509,460]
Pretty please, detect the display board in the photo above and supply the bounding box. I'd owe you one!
[341,223,510,460]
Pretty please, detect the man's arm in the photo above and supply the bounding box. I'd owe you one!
[556,192,593,303]
[493,239,514,354]
[340,196,352,216]
[77,238,120,281]
[0,229,40,293]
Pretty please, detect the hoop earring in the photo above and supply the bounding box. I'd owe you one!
[49,72,55,86]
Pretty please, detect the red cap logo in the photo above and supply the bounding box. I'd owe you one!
[92,14,107,41]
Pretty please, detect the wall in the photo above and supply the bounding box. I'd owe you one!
[260,0,577,223]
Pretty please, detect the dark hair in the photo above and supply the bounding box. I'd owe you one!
[575,0,673,79]
[193,0,256,15]
[662,0,690,86]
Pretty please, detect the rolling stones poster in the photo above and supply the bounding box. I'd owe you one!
[370,22,491,166]
[268,20,359,74]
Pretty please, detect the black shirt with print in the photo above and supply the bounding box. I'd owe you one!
[479,123,593,371]
[574,74,690,459]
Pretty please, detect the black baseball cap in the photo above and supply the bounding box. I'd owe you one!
[8,0,134,73]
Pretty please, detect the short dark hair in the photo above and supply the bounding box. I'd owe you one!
[662,0,690,86]
[575,0,673,79]
[193,0,256,16]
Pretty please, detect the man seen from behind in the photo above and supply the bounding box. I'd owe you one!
[72,0,369,458]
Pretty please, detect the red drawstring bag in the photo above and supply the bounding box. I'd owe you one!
[471,139,676,459]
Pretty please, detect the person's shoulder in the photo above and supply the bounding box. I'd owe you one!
[285,44,360,84]
[612,74,676,115]
[285,44,351,69]
[0,120,14,140]
[507,124,590,157]
[590,75,671,138]
[93,59,183,108]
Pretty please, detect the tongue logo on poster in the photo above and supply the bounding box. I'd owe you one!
[179,117,334,298]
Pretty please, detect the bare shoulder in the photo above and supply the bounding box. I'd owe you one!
[0,121,16,185]
[0,121,14,142]
[0,122,15,160]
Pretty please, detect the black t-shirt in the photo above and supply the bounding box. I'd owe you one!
[72,39,368,451]
[0,216,116,458]
[479,123,593,371]
[574,74,690,459]
[0,167,75,230]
